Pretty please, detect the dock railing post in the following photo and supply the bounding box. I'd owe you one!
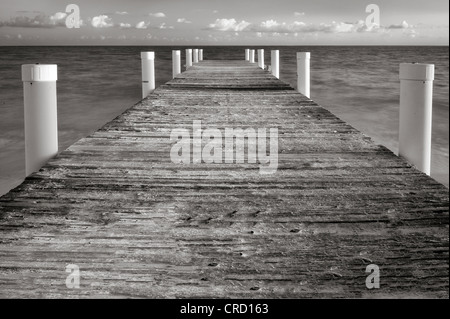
[186,49,193,69]
[199,49,204,61]
[297,52,310,98]
[258,49,265,69]
[245,49,250,61]
[141,52,155,98]
[249,49,255,63]
[193,49,199,63]
[172,50,181,78]
[21,64,58,176]
[399,63,434,175]
[271,50,279,79]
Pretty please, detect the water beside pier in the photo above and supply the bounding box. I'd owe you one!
[0,46,448,195]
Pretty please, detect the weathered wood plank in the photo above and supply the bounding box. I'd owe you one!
[0,60,448,299]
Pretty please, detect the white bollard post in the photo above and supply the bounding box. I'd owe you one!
[21,64,58,176]
[172,50,181,78]
[186,49,193,69]
[297,52,310,98]
[199,49,204,61]
[245,49,250,61]
[258,49,265,69]
[399,63,435,175]
[249,50,255,63]
[193,49,199,63]
[271,50,279,79]
[141,52,155,98]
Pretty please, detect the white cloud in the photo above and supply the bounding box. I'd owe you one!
[177,18,192,24]
[208,18,251,32]
[50,12,67,21]
[115,11,129,15]
[91,15,114,28]
[388,21,410,29]
[119,23,131,28]
[294,12,305,17]
[149,12,166,18]
[260,19,281,29]
[0,12,68,28]
[159,23,174,29]
[136,21,149,29]
[246,19,411,34]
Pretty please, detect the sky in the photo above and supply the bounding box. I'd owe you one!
[0,0,448,45]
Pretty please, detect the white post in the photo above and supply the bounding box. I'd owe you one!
[193,49,199,63]
[186,49,193,69]
[271,50,279,79]
[399,63,434,175]
[245,49,250,61]
[21,64,58,176]
[249,50,255,63]
[258,49,265,69]
[297,52,310,98]
[141,52,155,98]
[172,50,181,78]
[199,49,204,61]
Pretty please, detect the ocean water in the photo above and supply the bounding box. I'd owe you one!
[0,46,448,195]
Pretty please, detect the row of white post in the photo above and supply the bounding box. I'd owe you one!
[142,49,205,98]
[172,48,204,79]
[245,49,309,97]
[245,49,280,83]
[21,54,435,179]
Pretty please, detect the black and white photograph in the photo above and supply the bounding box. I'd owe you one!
[0,0,448,306]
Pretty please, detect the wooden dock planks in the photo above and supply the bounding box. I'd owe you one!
[0,60,448,299]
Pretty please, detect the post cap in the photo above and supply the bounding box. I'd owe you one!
[400,63,434,81]
[173,50,181,55]
[141,52,155,60]
[297,52,311,59]
[22,64,57,82]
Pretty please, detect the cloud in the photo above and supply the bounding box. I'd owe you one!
[115,11,129,15]
[177,18,192,24]
[50,12,67,22]
[119,23,131,28]
[0,12,67,28]
[149,12,166,18]
[294,12,305,17]
[159,23,174,29]
[246,19,409,34]
[91,15,114,28]
[208,18,251,32]
[261,19,280,29]
[136,21,149,29]
[388,21,410,29]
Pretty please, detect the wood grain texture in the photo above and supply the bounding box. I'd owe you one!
[0,60,448,299]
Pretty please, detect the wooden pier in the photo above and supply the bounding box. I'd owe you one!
[0,60,448,298]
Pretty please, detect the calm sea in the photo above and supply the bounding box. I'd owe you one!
[0,46,448,195]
